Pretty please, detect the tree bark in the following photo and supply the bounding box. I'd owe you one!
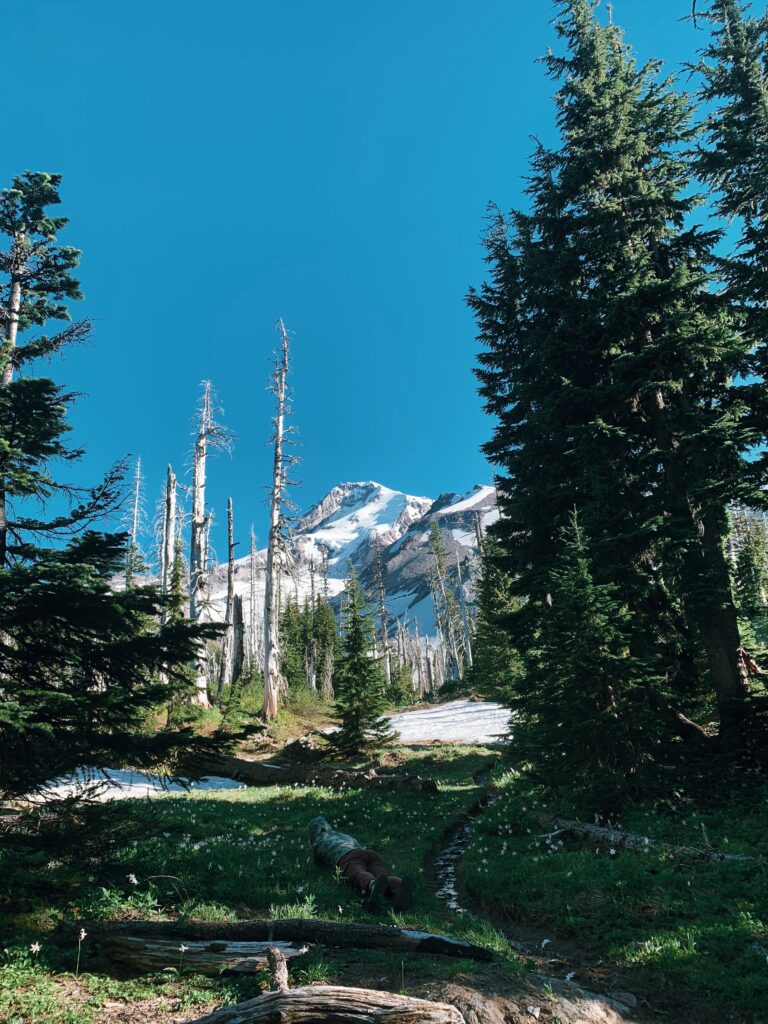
[218,497,236,697]
[0,233,24,566]
[125,456,143,588]
[99,936,303,976]
[266,946,290,992]
[180,750,438,793]
[100,918,491,962]
[647,377,752,752]
[262,321,291,720]
[160,465,177,626]
[184,986,465,1024]
[534,812,752,862]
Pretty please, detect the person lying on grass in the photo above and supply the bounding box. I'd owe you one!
[308,815,416,913]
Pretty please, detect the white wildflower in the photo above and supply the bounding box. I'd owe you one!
[29,942,41,955]
[127,873,139,886]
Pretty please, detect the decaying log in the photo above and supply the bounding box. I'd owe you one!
[184,985,465,1023]
[182,751,439,793]
[99,918,492,961]
[99,936,305,976]
[535,813,753,863]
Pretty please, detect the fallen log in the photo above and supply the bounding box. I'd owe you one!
[99,935,305,976]
[535,813,753,863]
[98,918,492,961]
[184,984,465,1023]
[181,752,439,793]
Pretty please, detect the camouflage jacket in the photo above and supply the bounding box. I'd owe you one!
[308,816,362,867]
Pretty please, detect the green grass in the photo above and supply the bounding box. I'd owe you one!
[0,745,510,1023]
[461,770,768,1019]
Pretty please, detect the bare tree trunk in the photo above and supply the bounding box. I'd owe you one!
[321,646,334,700]
[190,383,212,625]
[249,526,259,667]
[262,321,291,721]
[218,496,236,698]
[0,235,23,565]
[647,378,752,751]
[160,465,177,626]
[186,988,465,1024]
[232,593,245,686]
[125,456,143,588]
[188,382,232,708]
[455,551,473,669]
[373,536,392,688]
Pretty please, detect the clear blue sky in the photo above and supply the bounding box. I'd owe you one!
[2,0,703,553]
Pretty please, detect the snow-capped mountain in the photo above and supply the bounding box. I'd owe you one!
[204,480,498,638]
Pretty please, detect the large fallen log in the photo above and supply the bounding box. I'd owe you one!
[184,984,465,1023]
[98,935,305,976]
[98,918,492,961]
[535,812,753,863]
[181,752,439,793]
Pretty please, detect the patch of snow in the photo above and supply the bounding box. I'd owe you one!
[34,767,246,803]
[432,485,496,517]
[388,699,511,744]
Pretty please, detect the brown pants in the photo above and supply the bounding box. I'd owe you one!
[337,848,402,896]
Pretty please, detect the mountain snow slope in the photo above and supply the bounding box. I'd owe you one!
[203,481,497,639]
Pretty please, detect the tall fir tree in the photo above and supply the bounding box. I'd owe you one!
[0,172,221,798]
[329,570,393,757]
[469,0,762,756]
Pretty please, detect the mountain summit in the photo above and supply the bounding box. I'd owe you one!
[206,480,497,637]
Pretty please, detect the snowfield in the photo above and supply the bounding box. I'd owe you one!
[389,699,511,745]
[35,701,511,802]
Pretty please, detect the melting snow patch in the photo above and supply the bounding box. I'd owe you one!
[34,767,246,803]
[388,699,511,744]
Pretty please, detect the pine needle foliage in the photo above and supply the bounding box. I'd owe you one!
[515,513,664,801]
[0,173,222,799]
[469,0,761,754]
[329,570,393,757]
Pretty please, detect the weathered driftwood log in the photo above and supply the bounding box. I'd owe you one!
[184,985,465,1023]
[100,918,492,962]
[182,752,439,793]
[535,813,753,863]
[99,935,305,975]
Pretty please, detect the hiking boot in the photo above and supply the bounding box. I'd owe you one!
[363,874,389,914]
[391,876,416,912]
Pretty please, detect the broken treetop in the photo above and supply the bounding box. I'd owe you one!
[308,816,363,866]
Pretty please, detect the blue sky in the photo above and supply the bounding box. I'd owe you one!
[2,0,704,553]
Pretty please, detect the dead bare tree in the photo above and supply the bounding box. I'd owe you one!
[217,496,237,697]
[124,456,146,587]
[159,465,177,626]
[189,381,233,706]
[262,319,299,721]
[248,526,261,668]
[372,536,392,687]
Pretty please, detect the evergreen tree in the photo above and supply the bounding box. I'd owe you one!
[313,596,339,698]
[470,537,524,703]
[734,513,768,619]
[0,172,221,798]
[516,514,664,801]
[278,597,306,690]
[329,570,393,756]
[469,0,761,755]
